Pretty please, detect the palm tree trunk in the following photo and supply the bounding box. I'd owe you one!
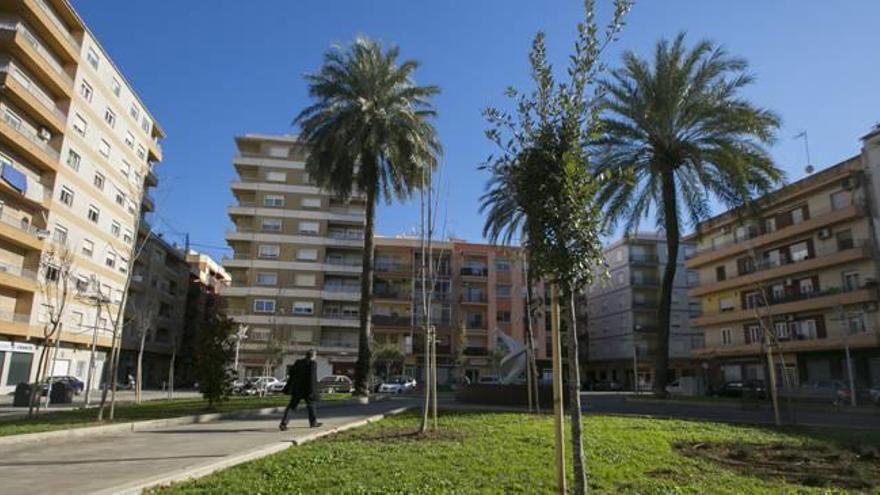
[354,184,376,396]
[565,286,587,494]
[655,169,679,398]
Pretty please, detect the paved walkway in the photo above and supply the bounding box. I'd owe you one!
[0,398,413,494]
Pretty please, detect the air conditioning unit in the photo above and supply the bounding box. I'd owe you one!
[842,177,857,190]
[38,128,51,142]
[817,227,832,240]
[34,229,49,239]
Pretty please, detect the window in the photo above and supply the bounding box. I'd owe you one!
[81,239,94,257]
[292,301,314,315]
[764,217,776,233]
[261,218,282,232]
[253,299,276,313]
[496,310,511,323]
[301,197,321,208]
[263,195,284,207]
[104,108,116,128]
[87,205,100,223]
[44,264,60,282]
[53,225,68,244]
[93,172,105,190]
[721,328,732,345]
[266,171,287,182]
[141,117,150,134]
[123,230,133,244]
[747,325,762,344]
[124,132,134,149]
[299,221,319,234]
[111,221,121,237]
[719,298,734,312]
[496,284,512,297]
[744,291,762,309]
[256,272,278,286]
[6,352,33,386]
[119,257,128,273]
[297,248,318,261]
[790,241,809,262]
[836,229,854,251]
[98,139,111,158]
[268,145,288,158]
[847,313,865,334]
[495,258,511,272]
[775,321,789,339]
[73,114,87,136]
[66,149,81,171]
[715,265,726,282]
[130,104,140,121]
[250,328,271,341]
[105,252,116,268]
[136,145,146,161]
[843,271,860,291]
[798,277,814,294]
[791,207,804,225]
[257,244,280,259]
[115,189,126,206]
[295,274,316,287]
[111,77,121,97]
[831,190,849,210]
[59,186,74,206]
[86,47,99,69]
[79,80,93,101]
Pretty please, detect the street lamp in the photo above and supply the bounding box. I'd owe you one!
[233,324,248,377]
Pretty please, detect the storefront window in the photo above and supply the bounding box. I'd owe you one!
[6,352,33,385]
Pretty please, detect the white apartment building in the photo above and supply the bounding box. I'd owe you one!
[224,134,365,379]
[0,0,163,392]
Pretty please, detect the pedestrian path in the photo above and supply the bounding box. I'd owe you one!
[0,398,413,494]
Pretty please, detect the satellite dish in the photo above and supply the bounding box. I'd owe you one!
[805,165,814,174]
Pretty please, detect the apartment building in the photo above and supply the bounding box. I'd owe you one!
[224,134,366,379]
[224,133,544,382]
[177,250,229,386]
[687,128,880,389]
[0,0,163,392]
[582,233,702,389]
[120,231,188,388]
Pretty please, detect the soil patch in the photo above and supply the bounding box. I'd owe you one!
[676,441,880,491]
[343,426,468,443]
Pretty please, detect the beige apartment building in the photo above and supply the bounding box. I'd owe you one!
[224,134,544,382]
[687,128,880,389]
[583,232,702,389]
[0,0,164,392]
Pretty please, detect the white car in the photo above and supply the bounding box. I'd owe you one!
[239,376,280,395]
[378,376,417,394]
[267,380,287,394]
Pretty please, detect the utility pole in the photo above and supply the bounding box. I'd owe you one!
[550,283,566,494]
[233,324,248,376]
[632,342,639,394]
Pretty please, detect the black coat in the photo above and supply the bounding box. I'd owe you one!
[288,358,318,400]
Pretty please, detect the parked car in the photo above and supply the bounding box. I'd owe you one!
[267,380,287,394]
[477,375,500,385]
[318,375,354,394]
[42,375,85,395]
[378,376,417,394]
[589,380,625,392]
[779,380,851,403]
[235,376,280,396]
[715,380,767,399]
[665,377,705,396]
[869,386,880,405]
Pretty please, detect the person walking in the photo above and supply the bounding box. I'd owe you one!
[279,349,322,430]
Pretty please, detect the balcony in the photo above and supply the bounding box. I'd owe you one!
[460,266,488,277]
[0,20,73,96]
[373,288,410,301]
[690,241,873,297]
[0,209,45,250]
[0,112,59,173]
[372,314,412,327]
[630,254,659,265]
[319,340,358,350]
[142,192,155,212]
[0,259,37,292]
[463,347,489,356]
[687,201,867,268]
[328,231,364,241]
[145,167,158,187]
[19,0,81,62]
[630,275,660,287]
[692,286,876,327]
[0,63,65,132]
[466,318,486,329]
[0,307,35,338]
[460,293,488,304]
[694,329,880,358]
[375,262,411,275]
[322,311,359,321]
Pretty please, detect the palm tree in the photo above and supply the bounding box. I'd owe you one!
[295,37,441,396]
[595,33,784,396]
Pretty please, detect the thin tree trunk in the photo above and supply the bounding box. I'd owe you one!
[136,331,146,403]
[523,260,541,413]
[354,184,376,396]
[168,347,176,399]
[565,288,587,495]
[655,169,679,398]
[27,330,50,418]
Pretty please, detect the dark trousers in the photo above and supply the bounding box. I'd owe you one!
[280,395,317,426]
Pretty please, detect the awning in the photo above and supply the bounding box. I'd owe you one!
[1,164,27,194]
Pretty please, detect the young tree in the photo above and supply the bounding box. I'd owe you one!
[595,33,784,396]
[29,245,75,417]
[482,2,631,492]
[373,342,405,381]
[294,37,442,396]
[195,310,237,409]
[128,293,159,403]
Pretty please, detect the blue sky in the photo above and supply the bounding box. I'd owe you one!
[73,1,880,261]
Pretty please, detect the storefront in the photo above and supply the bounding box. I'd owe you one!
[0,341,36,394]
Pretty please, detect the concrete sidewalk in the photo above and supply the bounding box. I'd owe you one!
[0,398,413,494]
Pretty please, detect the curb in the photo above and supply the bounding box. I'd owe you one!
[102,404,413,495]
[623,396,880,415]
[0,397,388,448]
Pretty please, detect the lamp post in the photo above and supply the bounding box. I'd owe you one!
[233,324,248,377]
[835,305,857,407]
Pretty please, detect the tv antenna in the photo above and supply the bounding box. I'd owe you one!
[794,130,813,174]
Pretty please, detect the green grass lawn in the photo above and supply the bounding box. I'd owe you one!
[0,393,351,437]
[160,412,880,494]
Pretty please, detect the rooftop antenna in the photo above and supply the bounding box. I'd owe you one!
[794,130,813,174]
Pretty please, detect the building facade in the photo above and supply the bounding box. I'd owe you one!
[582,232,702,389]
[224,133,545,382]
[177,250,229,386]
[0,0,163,392]
[120,231,188,388]
[687,128,880,389]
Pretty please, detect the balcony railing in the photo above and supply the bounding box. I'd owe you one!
[375,263,411,273]
[7,22,73,86]
[463,347,489,356]
[466,319,486,329]
[631,275,660,286]
[0,260,37,280]
[34,0,80,49]
[461,293,488,303]
[0,208,45,238]
[460,267,488,277]
[743,285,864,310]
[630,254,659,264]
[0,308,31,324]
[328,231,364,240]
[319,340,357,349]
[325,258,362,268]
[323,285,359,293]
[2,63,65,121]
[738,239,871,276]
[322,311,359,320]
[0,112,59,161]
[373,289,410,299]
[372,314,411,326]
